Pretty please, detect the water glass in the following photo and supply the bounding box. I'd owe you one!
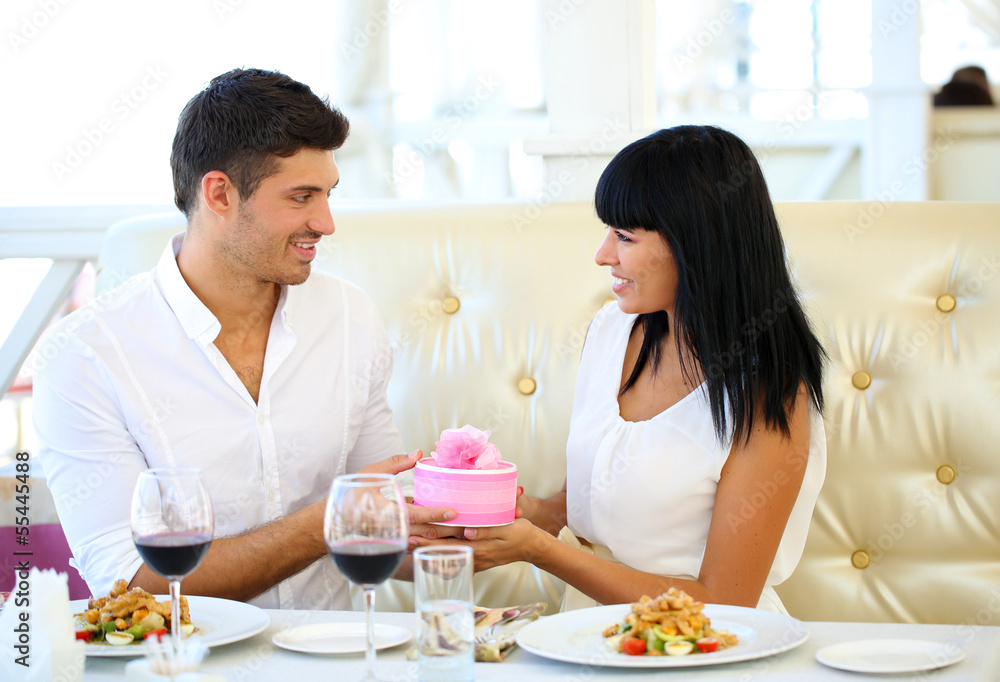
[413,546,474,682]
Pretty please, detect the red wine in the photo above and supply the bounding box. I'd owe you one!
[136,532,212,578]
[329,540,405,586]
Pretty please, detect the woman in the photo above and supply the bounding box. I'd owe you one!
[417,125,827,613]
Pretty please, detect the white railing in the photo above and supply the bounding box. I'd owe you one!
[0,205,175,397]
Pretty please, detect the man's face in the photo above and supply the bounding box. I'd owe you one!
[218,148,339,286]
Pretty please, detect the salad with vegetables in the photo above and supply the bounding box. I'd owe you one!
[73,580,194,646]
[603,588,738,657]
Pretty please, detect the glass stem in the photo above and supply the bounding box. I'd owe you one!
[170,578,182,653]
[364,586,377,680]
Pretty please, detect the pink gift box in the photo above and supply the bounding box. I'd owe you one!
[413,458,518,527]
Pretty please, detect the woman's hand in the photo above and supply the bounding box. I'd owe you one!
[410,518,547,572]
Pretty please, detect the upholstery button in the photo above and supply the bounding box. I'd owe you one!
[442,296,460,314]
[851,371,872,390]
[936,294,956,313]
[517,377,537,395]
[851,550,870,569]
[937,464,956,485]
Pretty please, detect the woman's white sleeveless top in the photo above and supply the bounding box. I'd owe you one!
[564,303,826,613]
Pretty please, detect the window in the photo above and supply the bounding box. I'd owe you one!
[655,0,872,121]
[921,0,1000,89]
[0,0,548,207]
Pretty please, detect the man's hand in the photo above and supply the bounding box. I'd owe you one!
[358,449,424,475]
[359,449,459,537]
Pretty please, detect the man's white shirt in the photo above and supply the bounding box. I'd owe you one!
[33,234,403,609]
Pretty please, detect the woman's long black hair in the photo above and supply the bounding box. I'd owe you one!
[595,125,825,445]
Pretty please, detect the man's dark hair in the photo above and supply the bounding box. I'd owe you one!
[170,68,350,217]
[595,125,825,446]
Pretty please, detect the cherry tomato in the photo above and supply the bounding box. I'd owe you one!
[696,637,719,653]
[75,630,95,641]
[622,637,647,656]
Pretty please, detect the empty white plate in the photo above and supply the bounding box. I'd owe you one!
[816,639,964,674]
[272,622,413,654]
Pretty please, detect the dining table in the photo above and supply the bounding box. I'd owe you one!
[78,607,1000,681]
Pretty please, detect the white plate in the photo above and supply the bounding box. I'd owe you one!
[272,622,413,654]
[515,603,808,668]
[816,639,965,674]
[72,595,270,658]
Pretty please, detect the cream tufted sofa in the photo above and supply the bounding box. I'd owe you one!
[86,200,1000,625]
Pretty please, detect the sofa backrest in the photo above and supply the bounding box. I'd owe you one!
[92,201,1000,624]
[774,201,1000,625]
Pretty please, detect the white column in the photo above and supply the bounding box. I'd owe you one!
[524,0,657,201]
[333,0,395,198]
[865,0,928,200]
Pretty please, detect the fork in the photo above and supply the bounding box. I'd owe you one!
[474,608,526,644]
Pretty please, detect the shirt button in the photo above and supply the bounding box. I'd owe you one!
[267,491,276,501]
[257,413,266,426]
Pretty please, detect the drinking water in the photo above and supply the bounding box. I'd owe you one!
[417,599,474,681]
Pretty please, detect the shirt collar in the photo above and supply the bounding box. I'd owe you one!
[155,233,297,341]
[277,283,294,333]
[155,233,221,342]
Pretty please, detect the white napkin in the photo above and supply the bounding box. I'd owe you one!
[125,660,226,682]
[0,568,85,682]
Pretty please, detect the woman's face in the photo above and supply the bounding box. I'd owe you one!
[594,226,678,315]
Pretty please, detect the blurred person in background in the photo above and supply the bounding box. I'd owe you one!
[934,65,995,106]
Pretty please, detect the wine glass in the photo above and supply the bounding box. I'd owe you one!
[325,473,409,682]
[130,468,213,652]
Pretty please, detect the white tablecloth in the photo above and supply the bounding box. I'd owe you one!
[80,609,1000,681]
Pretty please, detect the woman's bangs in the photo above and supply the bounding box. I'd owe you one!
[595,148,661,231]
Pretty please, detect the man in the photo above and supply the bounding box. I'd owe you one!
[33,69,452,609]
